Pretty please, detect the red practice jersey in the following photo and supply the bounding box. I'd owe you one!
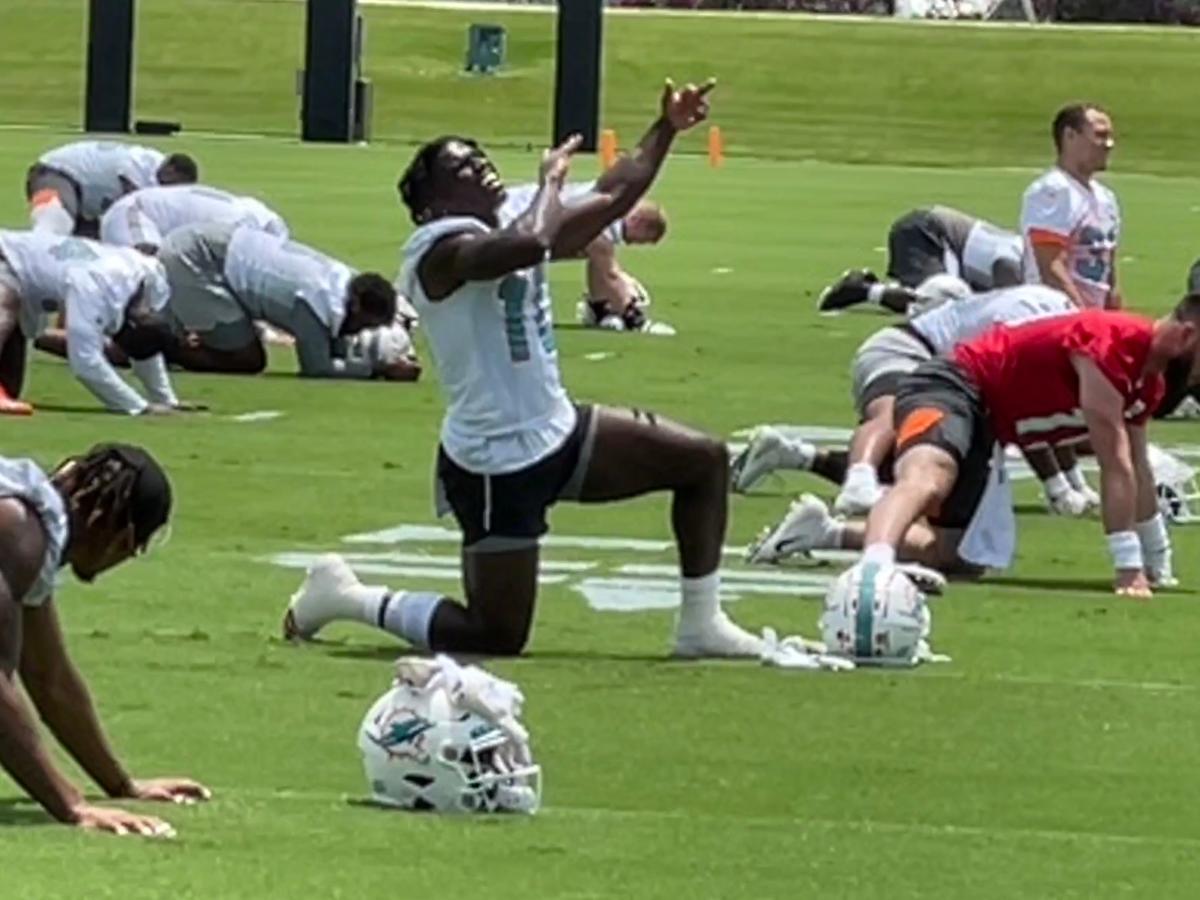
[953,309,1165,448]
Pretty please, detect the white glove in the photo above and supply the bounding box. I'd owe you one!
[1046,487,1091,517]
[759,628,855,671]
[896,562,946,596]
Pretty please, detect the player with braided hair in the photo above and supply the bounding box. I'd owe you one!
[0,443,209,837]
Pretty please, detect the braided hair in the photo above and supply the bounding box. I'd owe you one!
[397,135,477,225]
[59,444,172,549]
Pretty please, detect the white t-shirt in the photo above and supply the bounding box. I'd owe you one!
[911,284,1076,355]
[0,457,69,607]
[39,141,165,220]
[0,230,177,414]
[960,221,1023,289]
[224,228,351,335]
[1020,167,1120,309]
[99,184,288,249]
[399,214,576,475]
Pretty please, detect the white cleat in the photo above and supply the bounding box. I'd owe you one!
[1075,483,1101,511]
[1045,489,1091,517]
[282,553,362,641]
[833,479,883,516]
[731,426,806,494]
[745,494,835,565]
[673,610,767,659]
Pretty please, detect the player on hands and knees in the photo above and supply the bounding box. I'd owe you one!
[99,184,288,254]
[285,78,776,658]
[819,206,1022,313]
[736,282,1076,516]
[853,299,1199,601]
[26,141,197,238]
[0,443,210,836]
[577,203,673,335]
[152,222,402,378]
[0,230,194,416]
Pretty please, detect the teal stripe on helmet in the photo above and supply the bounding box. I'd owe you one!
[855,563,878,659]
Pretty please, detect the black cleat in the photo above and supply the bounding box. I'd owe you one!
[818,268,879,312]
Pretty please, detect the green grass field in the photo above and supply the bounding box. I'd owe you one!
[3,3,1200,898]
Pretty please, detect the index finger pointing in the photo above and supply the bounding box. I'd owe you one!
[697,77,717,97]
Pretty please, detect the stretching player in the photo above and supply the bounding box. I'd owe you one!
[735,282,1080,515]
[577,204,672,334]
[0,230,188,416]
[502,183,670,333]
[284,78,779,658]
[819,206,1022,313]
[850,301,1198,600]
[99,184,288,253]
[26,141,197,238]
[154,222,400,378]
[0,443,210,835]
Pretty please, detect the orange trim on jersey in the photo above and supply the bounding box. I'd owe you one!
[1027,227,1071,249]
[29,188,63,210]
[897,408,946,450]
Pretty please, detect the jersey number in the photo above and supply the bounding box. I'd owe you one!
[499,272,554,363]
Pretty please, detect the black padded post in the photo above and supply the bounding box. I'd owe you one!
[552,0,603,152]
[84,0,135,133]
[301,0,358,142]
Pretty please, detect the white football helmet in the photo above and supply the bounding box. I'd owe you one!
[346,321,414,372]
[819,562,930,666]
[908,274,972,318]
[1149,444,1200,524]
[358,655,541,814]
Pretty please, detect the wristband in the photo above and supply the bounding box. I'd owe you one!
[1107,530,1143,571]
[1135,514,1170,555]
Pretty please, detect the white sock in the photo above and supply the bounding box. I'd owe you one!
[823,519,846,549]
[781,438,816,470]
[1064,464,1091,492]
[375,590,444,648]
[867,283,886,305]
[862,543,896,566]
[844,462,879,492]
[30,200,74,235]
[678,571,720,630]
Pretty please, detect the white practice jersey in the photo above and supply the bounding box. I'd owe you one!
[501,181,623,245]
[399,214,575,475]
[224,229,351,335]
[38,141,164,220]
[0,230,177,414]
[911,284,1076,355]
[959,221,1023,289]
[1020,167,1120,309]
[100,184,288,249]
[0,457,69,607]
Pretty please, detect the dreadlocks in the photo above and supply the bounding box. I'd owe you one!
[58,444,172,548]
[397,135,477,225]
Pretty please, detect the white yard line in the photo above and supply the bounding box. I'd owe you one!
[222,785,1200,848]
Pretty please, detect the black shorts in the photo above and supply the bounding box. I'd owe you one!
[893,358,992,529]
[436,405,597,550]
[886,208,951,288]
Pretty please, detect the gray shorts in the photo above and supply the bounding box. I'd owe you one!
[25,164,97,236]
[158,224,257,352]
[850,325,935,419]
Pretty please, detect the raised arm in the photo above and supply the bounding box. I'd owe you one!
[548,79,714,259]
[417,135,581,301]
